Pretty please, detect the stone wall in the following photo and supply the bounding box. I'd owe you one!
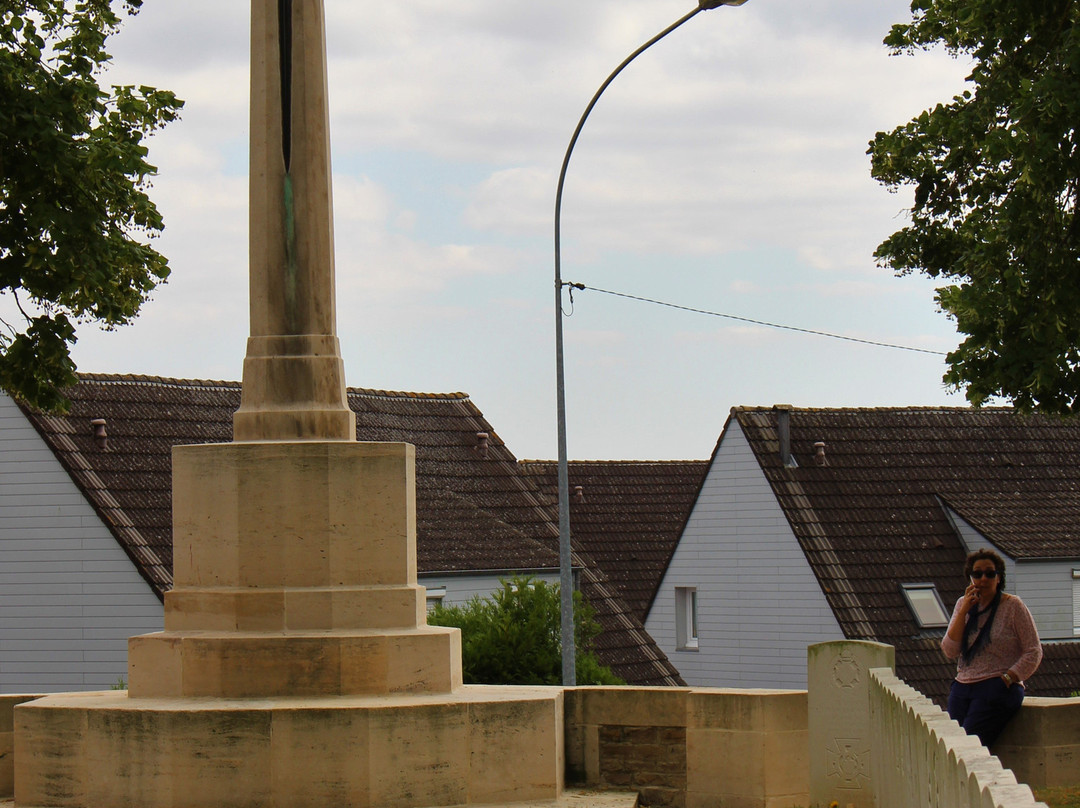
[565,686,809,808]
[0,696,39,797]
[995,696,1080,789]
[869,667,1044,808]
[598,724,686,807]
[4,684,1078,804]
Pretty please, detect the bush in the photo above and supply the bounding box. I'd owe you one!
[428,575,623,685]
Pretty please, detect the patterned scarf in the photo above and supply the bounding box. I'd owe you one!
[961,589,1002,664]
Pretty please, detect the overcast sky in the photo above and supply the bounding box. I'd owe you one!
[62,0,975,460]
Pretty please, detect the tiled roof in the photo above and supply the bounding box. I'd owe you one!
[18,374,682,686]
[732,405,1080,702]
[520,460,708,622]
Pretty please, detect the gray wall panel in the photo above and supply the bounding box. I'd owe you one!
[644,419,843,689]
[0,393,163,692]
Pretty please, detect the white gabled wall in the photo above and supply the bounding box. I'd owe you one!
[1014,561,1076,639]
[0,394,163,693]
[644,419,843,689]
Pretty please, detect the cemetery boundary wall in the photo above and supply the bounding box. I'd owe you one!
[3,649,1078,807]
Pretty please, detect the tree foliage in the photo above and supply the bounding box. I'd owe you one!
[0,1,182,411]
[427,576,624,686]
[869,0,1080,412]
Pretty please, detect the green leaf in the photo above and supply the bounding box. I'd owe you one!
[870,0,1080,414]
[0,0,184,411]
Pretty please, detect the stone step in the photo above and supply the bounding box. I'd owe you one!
[439,790,640,808]
[0,794,632,808]
[0,790,637,808]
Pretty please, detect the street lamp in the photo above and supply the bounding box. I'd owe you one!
[554,0,750,686]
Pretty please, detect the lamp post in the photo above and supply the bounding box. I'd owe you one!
[554,0,750,686]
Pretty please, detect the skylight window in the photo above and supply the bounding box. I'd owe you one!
[900,584,949,629]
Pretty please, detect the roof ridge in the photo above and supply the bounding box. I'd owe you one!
[77,372,240,390]
[347,387,471,402]
[731,404,1017,414]
[519,459,707,465]
[74,372,471,401]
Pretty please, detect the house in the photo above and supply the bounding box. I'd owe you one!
[0,374,682,692]
[642,405,1080,703]
[519,460,707,623]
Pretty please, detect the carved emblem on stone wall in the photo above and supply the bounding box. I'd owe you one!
[826,738,870,789]
[832,650,861,689]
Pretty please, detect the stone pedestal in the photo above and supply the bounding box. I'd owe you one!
[126,441,462,699]
[14,441,567,807]
[15,688,564,808]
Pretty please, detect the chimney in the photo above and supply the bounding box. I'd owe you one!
[814,441,828,467]
[774,405,796,468]
[473,432,489,459]
[90,419,108,451]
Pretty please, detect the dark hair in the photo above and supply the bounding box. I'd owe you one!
[964,548,1006,592]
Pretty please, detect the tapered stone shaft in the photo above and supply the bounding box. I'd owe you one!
[233,0,356,441]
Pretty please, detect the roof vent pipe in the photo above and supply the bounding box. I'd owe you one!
[90,419,108,451]
[774,405,796,468]
[573,485,585,504]
[814,441,828,467]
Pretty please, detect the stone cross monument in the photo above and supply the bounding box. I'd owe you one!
[123,0,456,700]
[233,0,355,442]
[14,4,565,805]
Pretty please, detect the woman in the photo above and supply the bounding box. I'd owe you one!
[941,549,1042,747]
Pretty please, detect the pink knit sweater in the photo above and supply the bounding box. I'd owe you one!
[941,592,1043,684]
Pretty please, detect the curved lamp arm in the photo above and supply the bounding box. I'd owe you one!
[553,0,751,686]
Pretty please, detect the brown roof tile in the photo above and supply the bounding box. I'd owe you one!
[733,405,1080,703]
[18,374,682,686]
[520,460,707,622]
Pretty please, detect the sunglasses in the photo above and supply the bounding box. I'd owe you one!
[970,570,999,580]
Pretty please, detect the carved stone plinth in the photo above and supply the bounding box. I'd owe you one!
[16,687,565,808]
[123,440,461,699]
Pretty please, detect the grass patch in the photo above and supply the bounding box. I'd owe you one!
[1034,786,1080,808]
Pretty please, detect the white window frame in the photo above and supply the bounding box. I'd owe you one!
[1072,569,1080,636]
[900,583,949,629]
[675,586,699,651]
[425,586,447,613]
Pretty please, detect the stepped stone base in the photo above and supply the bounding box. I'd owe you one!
[128,626,462,699]
[15,686,564,808]
[424,788,640,808]
[0,794,640,808]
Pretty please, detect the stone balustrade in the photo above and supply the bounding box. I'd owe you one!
[868,666,1045,808]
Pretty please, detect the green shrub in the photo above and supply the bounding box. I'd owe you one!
[428,575,623,686]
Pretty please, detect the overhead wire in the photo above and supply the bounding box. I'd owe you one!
[563,282,949,357]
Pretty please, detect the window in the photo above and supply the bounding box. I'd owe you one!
[1072,570,1080,636]
[900,584,949,629]
[675,586,699,650]
[426,586,447,613]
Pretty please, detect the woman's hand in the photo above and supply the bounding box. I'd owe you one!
[960,582,980,614]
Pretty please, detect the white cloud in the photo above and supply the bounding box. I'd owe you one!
[57,0,974,460]
[332,176,517,298]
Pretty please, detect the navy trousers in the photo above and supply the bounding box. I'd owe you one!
[947,676,1024,748]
